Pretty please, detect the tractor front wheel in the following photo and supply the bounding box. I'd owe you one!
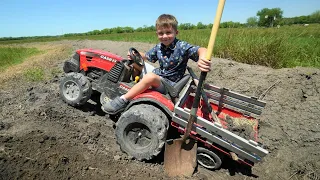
[115,104,169,161]
[59,72,92,106]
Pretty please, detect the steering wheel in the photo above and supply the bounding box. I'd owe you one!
[129,47,144,67]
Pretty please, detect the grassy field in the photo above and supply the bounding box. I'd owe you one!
[0,47,42,72]
[1,24,319,69]
[0,44,71,83]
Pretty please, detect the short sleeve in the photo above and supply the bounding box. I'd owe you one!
[187,45,200,62]
[145,45,159,63]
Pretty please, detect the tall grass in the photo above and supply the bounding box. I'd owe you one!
[1,24,319,69]
[179,25,320,68]
[0,47,41,71]
[88,26,319,69]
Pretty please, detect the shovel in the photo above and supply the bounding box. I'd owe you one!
[164,0,226,177]
[187,66,222,125]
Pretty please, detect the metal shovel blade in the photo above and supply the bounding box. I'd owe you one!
[164,138,197,177]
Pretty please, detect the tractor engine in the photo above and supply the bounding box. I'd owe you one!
[86,68,107,81]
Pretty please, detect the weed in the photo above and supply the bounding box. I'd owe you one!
[24,67,45,82]
[50,68,62,77]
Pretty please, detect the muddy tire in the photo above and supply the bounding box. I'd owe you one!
[197,147,222,170]
[59,72,92,106]
[115,104,169,161]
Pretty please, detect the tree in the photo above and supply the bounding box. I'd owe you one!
[135,27,144,32]
[178,23,195,30]
[139,25,155,32]
[293,15,309,24]
[122,26,134,33]
[196,22,206,29]
[246,16,258,27]
[112,27,124,33]
[310,10,320,23]
[220,21,242,28]
[101,28,112,34]
[257,8,283,27]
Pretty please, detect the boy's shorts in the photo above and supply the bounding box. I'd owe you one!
[152,77,176,94]
[141,63,177,94]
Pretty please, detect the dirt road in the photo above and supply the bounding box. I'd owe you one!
[0,40,319,180]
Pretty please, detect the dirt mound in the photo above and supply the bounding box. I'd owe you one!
[0,40,319,180]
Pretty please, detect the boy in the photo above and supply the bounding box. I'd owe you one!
[102,14,211,114]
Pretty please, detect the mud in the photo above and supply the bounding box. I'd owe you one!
[224,115,257,141]
[0,40,319,180]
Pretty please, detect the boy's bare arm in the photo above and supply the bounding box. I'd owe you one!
[197,47,212,72]
[198,47,207,58]
[139,52,148,61]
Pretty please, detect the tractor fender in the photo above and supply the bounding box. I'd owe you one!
[125,97,173,119]
[63,53,80,73]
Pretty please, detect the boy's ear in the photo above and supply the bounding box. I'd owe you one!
[176,30,179,35]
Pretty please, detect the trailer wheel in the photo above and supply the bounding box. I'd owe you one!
[197,147,222,170]
[115,104,169,161]
[59,72,92,106]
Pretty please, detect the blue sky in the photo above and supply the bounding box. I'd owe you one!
[1,0,319,38]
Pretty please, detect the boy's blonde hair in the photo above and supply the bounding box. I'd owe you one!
[156,14,178,31]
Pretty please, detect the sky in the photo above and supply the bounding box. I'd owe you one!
[0,0,319,38]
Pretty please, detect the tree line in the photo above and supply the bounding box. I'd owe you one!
[1,8,319,41]
[247,8,320,27]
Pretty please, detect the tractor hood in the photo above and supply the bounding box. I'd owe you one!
[76,48,123,62]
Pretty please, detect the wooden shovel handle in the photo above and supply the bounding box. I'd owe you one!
[206,0,226,60]
[187,67,221,124]
[182,0,226,141]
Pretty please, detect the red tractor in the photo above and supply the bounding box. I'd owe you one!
[60,48,189,160]
[59,48,268,171]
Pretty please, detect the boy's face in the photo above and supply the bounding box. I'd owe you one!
[156,26,178,46]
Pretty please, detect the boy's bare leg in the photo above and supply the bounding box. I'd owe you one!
[102,72,161,114]
[124,73,161,99]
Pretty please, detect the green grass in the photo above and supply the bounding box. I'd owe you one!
[1,24,319,69]
[50,67,63,77]
[211,25,320,68]
[0,47,42,71]
[24,67,45,81]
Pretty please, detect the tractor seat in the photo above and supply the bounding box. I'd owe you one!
[161,75,190,98]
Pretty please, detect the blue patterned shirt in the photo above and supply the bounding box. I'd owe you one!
[145,38,200,82]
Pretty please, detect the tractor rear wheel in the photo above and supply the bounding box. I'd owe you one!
[59,72,92,106]
[115,104,169,161]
